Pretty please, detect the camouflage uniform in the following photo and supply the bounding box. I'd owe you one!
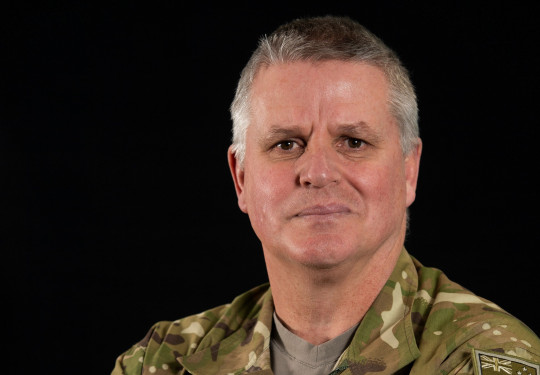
[111,248,540,374]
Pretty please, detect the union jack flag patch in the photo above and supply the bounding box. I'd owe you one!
[472,349,539,375]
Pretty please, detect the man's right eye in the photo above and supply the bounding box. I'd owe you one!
[276,140,296,150]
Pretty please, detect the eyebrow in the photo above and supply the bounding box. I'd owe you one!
[334,122,383,143]
[258,121,384,145]
[266,125,306,137]
[258,125,308,145]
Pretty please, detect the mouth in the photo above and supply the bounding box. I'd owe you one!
[295,204,351,217]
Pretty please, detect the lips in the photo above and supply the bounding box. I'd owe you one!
[295,204,351,217]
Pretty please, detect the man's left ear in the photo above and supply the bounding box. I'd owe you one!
[405,139,422,207]
[227,146,248,213]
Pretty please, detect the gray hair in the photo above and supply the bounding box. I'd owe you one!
[230,15,419,166]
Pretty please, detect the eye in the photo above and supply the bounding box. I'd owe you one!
[275,140,297,151]
[267,138,305,159]
[346,137,365,148]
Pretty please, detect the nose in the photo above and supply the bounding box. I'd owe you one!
[297,144,340,188]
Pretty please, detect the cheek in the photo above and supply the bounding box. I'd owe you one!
[244,166,292,223]
[352,162,406,209]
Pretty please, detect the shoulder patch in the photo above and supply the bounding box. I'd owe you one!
[472,349,539,375]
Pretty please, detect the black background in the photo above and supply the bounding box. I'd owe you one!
[4,2,540,374]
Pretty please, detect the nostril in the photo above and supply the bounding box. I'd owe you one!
[298,159,339,188]
[295,144,341,188]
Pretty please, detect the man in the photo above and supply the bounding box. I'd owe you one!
[112,15,540,375]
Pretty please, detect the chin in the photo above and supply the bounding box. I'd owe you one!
[288,237,361,270]
[297,258,342,270]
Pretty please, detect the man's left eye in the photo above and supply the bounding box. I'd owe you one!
[346,138,364,148]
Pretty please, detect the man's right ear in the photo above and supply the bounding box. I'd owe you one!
[227,146,248,213]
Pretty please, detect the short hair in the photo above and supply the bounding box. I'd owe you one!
[230,15,420,166]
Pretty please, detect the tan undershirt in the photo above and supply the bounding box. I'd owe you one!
[270,312,359,375]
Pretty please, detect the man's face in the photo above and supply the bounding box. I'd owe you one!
[228,61,421,269]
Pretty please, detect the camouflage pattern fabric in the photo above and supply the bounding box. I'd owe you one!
[111,248,540,374]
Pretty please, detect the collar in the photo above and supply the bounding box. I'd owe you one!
[179,285,274,374]
[337,248,421,374]
[179,248,420,375]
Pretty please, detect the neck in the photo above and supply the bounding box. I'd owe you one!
[265,238,404,345]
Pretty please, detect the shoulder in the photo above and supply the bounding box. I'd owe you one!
[111,283,271,375]
[111,304,230,375]
[410,256,540,374]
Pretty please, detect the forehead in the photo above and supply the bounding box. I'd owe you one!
[249,60,392,129]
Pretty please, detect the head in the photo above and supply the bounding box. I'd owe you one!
[227,16,422,272]
[230,15,419,167]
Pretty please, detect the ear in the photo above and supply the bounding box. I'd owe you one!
[227,146,248,213]
[404,139,422,208]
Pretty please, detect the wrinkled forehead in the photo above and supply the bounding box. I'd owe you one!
[249,60,393,130]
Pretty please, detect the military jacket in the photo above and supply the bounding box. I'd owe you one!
[112,249,540,374]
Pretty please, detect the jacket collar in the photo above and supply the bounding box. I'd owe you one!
[179,248,420,375]
[179,286,274,374]
[337,248,421,374]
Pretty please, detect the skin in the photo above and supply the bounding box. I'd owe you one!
[228,60,422,345]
